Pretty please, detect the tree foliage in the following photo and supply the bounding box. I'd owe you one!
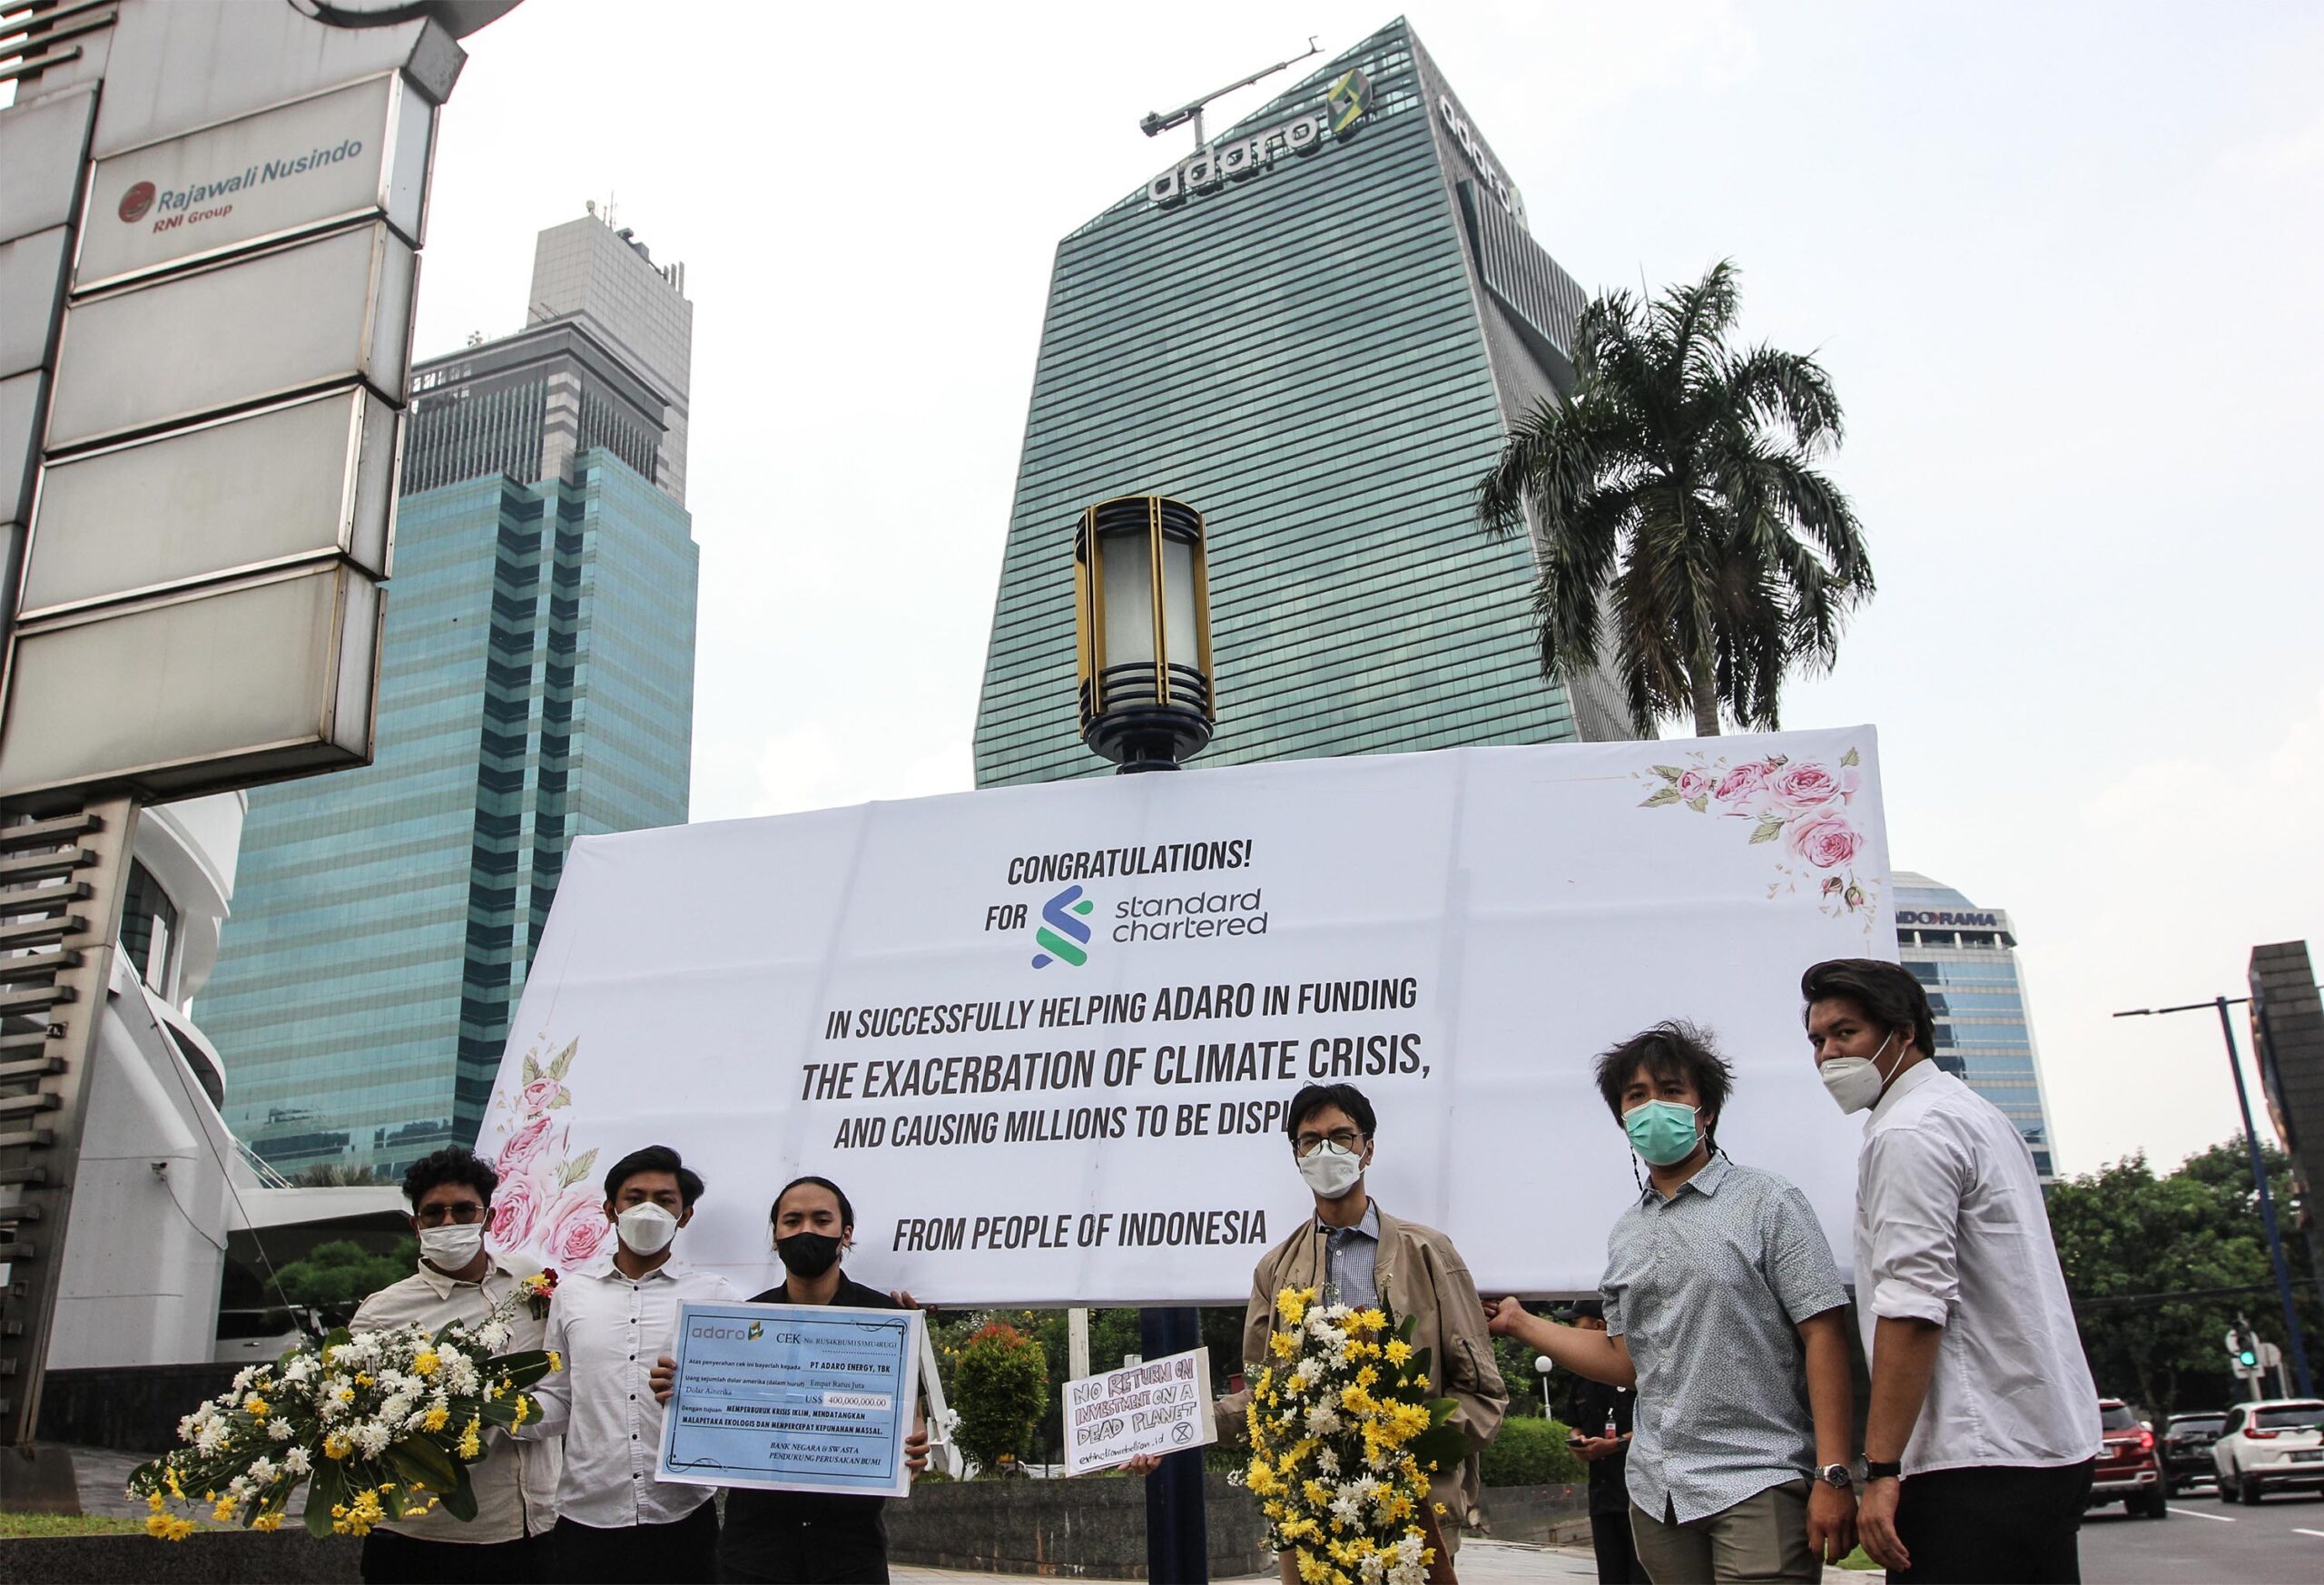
[950,1321,1051,1472]
[2046,1137,2319,1416]
[1476,260,1874,736]
[271,1238,416,1319]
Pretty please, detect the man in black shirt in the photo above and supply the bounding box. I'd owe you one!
[654,1176,929,1583]
[1565,1302,1645,1585]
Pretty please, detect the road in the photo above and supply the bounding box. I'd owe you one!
[2080,1482,2324,1583]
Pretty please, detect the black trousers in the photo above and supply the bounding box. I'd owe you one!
[1891,1460,2095,1585]
[1590,1505,1649,1584]
[359,1527,547,1583]
[553,1502,721,1585]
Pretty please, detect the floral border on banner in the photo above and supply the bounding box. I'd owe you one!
[483,1037,610,1270]
[1635,746,1880,930]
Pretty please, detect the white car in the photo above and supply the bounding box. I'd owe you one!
[2211,1398,2324,1503]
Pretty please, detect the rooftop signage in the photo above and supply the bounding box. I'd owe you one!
[76,72,431,291]
[1147,67,1371,208]
[1896,909,2004,929]
[1434,92,1524,223]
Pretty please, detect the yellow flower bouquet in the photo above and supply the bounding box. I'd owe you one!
[127,1295,556,1540]
[1242,1286,1466,1585]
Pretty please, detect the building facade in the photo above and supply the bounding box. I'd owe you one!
[973,17,1630,787]
[1894,871,2060,1176]
[200,214,698,1176]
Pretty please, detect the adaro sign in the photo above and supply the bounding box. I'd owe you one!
[477,731,1895,1305]
[76,72,434,290]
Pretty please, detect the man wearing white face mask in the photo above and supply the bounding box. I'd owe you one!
[520,1144,736,1583]
[1803,960,2100,1585]
[1202,1082,1507,1560]
[350,1147,560,1582]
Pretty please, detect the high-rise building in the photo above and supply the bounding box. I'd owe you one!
[973,17,1630,787]
[1894,872,2061,1176]
[201,213,698,1176]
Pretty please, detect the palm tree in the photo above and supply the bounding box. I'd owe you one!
[1476,261,1874,737]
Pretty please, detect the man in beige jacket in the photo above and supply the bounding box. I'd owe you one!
[1222,1081,1508,1551]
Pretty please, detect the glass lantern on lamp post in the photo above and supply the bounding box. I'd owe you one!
[1073,496,1215,773]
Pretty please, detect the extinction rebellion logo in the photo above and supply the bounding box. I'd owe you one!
[1030,886,1097,970]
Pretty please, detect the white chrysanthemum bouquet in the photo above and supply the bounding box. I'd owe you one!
[1241,1286,1465,1585]
[127,1297,556,1541]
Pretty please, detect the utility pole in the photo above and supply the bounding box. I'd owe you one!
[1139,37,1322,151]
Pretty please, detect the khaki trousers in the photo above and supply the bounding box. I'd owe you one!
[1629,1480,1816,1584]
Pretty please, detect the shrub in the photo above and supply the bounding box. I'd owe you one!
[1479,1414,1587,1487]
[952,1321,1049,1472]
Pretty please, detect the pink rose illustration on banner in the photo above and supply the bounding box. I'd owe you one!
[1786,809,1861,869]
[518,1077,569,1115]
[497,1114,557,1176]
[545,1189,612,1267]
[1768,762,1856,811]
[1637,745,1879,928]
[487,1173,542,1251]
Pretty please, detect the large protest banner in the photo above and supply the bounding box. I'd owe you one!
[477,729,1893,1305]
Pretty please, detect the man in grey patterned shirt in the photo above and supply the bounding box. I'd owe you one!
[1491,1022,1858,1582]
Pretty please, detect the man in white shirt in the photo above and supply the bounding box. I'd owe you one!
[350,1147,560,1583]
[520,1144,737,1583]
[1803,960,2102,1584]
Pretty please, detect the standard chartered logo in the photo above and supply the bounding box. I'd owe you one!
[1031,886,1097,970]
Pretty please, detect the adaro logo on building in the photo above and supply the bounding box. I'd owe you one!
[117,182,156,223]
[1030,885,1097,970]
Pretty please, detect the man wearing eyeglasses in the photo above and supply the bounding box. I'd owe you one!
[350,1147,561,1583]
[1206,1082,1508,1560]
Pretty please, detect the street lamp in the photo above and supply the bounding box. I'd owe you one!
[1074,496,1215,773]
[1535,1354,1555,1420]
[2114,996,2315,1397]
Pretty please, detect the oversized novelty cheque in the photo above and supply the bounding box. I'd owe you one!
[478,730,1894,1303]
[659,1301,923,1499]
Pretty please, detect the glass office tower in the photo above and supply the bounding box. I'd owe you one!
[974,17,1630,787]
[201,214,698,1176]
[1894,871,2062,1177]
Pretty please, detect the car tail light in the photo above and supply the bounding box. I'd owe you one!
[2137,1429,2154,1452]
[2246,1427,2279,1440]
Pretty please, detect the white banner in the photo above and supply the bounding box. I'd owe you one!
[478,731,1893,1305]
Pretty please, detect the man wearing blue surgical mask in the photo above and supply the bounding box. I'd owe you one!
[1489,1022,1857,1583]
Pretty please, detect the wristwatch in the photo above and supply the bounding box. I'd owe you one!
[1863,1460,1903,1482]
[1817,1462,1854,1490]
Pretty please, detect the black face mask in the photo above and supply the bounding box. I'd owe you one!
[775,1231,843,1279]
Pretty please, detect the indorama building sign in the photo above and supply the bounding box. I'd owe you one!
[1147,68,1371,208]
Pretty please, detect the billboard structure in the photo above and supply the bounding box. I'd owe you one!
[0,0,518,1496]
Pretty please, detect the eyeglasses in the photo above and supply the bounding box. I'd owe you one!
[416,1202,487,1227]
[1295,1129,1366,1156]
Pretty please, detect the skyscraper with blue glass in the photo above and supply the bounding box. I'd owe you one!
[1894,871,2062,1176]
[201,214,697,1176]
[974,17,1631,787]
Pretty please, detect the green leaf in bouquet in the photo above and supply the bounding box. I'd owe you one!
[305,1458,348,1539]
[1404,1346,1436,1395]
[389,1432,460,1494]
[493,1349,554,1391]
[1406,1399,1466,1473]
[439,1462,479,1522]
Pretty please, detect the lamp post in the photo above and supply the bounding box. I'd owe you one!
[1073,495,1214,1580]
[1075,497,1216,774]
[2114,997,2315,1397]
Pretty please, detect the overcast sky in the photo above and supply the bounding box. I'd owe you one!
[411,2,2322,1179]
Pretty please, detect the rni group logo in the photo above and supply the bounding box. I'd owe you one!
[1030,885,1096,970]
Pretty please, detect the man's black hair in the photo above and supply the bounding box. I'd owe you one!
[1801,959,1936,1060]
[1591,1021,1734,1142]
[401,1147,497,1210]
[772,1175,854,1231]
[602,1144,704,1208]
[1283,1082,1376,1143]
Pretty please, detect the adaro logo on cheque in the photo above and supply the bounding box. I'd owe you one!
[117,182,156,222]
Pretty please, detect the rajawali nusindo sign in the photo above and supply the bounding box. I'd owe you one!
[478,731,1894,1304]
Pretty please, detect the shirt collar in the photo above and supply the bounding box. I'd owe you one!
[577,1255,691,1285]
[1317,1200,1382,1241]
[1642,1150,1731,1205]
[1871,1057,1946,1121]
